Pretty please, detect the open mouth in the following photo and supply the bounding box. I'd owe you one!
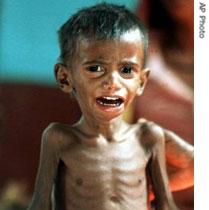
[96,96,124,107]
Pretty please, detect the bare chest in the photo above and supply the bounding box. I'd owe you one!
[55,137,151,210]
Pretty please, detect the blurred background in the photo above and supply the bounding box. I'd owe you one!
[0,0,193,209]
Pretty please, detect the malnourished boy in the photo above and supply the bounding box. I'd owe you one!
[28,3,193,210]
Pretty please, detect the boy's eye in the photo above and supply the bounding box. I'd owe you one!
[85,65,105,78]
[121,66,132,74]
[87,65,103,72]
[120,65,136,78]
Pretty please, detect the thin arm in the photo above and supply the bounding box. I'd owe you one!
[27,124,60,210]
[149,128,194,201]
[148,126,179,210]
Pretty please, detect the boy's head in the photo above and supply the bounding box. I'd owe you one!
[55,3,150,122]
[57,3,148,66]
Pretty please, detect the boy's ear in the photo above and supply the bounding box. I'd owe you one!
[137,68,150,96]
[54,63,73,93]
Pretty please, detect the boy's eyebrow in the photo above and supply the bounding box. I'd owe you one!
[119,57,144,67]
[82,59,142,67]
[119,61,140,67]
[82,59,108,65]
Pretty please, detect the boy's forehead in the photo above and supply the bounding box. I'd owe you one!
[73,31,144,66]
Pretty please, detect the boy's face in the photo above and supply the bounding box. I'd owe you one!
[57,30,149,122]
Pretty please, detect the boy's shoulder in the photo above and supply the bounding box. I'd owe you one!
[42,122,78,148]
[136,118,165,147]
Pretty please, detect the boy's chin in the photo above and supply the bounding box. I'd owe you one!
[95,110,125,123]
[95,102,125,120]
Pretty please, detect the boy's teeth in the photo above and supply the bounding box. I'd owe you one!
[97,100,119,107]
[96,97,123,107]
[103,97,118,100]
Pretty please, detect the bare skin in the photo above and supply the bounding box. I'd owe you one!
[28,118,178,210]
[28,30,193,210]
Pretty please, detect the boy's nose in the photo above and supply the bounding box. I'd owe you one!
[102,71,122,91]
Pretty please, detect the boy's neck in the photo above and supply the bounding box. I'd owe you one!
[74,115,129,142]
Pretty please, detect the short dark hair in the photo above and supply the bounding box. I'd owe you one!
[57,3,148,66]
